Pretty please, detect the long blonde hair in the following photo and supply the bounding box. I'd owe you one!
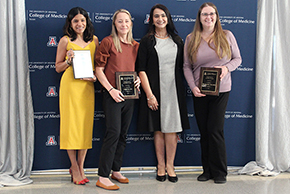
[111,9,134,53]
[187,2,231,63]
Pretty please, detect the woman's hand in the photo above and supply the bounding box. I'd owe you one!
[147,95,159,111]
[80,76,97,82]
[109,88,125,103]
[134,76,141,91]
[192,87,206,97]
[214,65,229,81]
[66,49,74,65]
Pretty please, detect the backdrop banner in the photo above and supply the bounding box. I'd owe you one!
[25,0,256,170]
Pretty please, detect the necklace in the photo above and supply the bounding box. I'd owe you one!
[155,32,169,39]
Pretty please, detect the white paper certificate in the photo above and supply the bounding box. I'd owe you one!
[72,50,94,79]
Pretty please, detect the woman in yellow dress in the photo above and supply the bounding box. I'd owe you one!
[55,7,99,185]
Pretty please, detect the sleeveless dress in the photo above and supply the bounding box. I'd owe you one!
[155,37,182,133]
[59,36,96,150]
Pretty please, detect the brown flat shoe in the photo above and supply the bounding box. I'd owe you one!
[111,174,129,184]
[96,180,119,190]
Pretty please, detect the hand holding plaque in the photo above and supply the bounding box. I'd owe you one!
[199,67,221,96]
[116,71,139,99]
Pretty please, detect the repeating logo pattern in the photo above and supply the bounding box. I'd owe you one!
[47,36,58,47]
[46,86,58,97]
[46,135,57,146]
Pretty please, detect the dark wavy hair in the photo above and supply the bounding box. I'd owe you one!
[147,4,178,37]
[63,7,94,42]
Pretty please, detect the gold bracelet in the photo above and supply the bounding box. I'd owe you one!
[66,59,71,66]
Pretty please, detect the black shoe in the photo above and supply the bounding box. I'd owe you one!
[168,175,178,183]
[156,167,166,182]
[197,173,212,181]
[214,176,227,184]
[156,174,166,182]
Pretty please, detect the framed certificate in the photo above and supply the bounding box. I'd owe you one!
[116,71,139,99]
[199,67,221,96]
[72,50,94,79]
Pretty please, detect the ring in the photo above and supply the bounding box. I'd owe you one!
[150,106,152,108]
[68,53,71,56]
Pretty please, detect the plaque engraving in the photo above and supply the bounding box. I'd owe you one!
[116,71,139,99]
[199,67,221,96]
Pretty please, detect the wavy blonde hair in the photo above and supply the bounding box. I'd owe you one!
[187,2,231,63]
[111,9,134,53]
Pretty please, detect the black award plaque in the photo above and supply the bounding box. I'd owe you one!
[199,67,221,96]
[116,71,139,99]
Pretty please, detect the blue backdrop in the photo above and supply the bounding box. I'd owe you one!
[25,0,257,170]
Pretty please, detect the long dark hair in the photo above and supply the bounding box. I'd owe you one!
[147,4,178,37]
[63,7,94,42]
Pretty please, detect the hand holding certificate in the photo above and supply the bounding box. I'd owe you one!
[72,50,94,79]
[199,67,221,96]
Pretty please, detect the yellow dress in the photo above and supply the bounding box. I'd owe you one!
[59,36,96,150]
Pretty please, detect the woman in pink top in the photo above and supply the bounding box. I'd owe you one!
[183,2,242,184]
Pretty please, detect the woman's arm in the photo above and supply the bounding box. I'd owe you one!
[183,35,197,91]
[95,66,124,102]
[183,35,205,97]
[223,30,242,72]
[215,30,242,81]
[139,71,158,111]
[55,36,73,73]
[95,37,124,102]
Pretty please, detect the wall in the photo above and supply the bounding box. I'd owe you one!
[25,0,257,170]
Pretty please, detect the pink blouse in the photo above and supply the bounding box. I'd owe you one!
[183,30,242,93]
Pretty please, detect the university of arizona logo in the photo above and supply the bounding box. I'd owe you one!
[177,134,183,143]
[144,14,150,24]
[46,86,58,97]
[46,135,57,146]
[47,36,58,47]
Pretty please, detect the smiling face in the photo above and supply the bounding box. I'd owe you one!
[70,13,86,35]
[152,8,168,30]
[200,6,217,30]
[114,12,132,36]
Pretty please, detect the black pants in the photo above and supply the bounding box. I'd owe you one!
[98,91,135,177]
[193,92,229,178]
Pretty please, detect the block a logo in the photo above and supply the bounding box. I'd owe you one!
[177,134,183,143]
[46,135,57,146]
[46,86,58,97]
[47,36,58,47]
[144,14,150,24]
